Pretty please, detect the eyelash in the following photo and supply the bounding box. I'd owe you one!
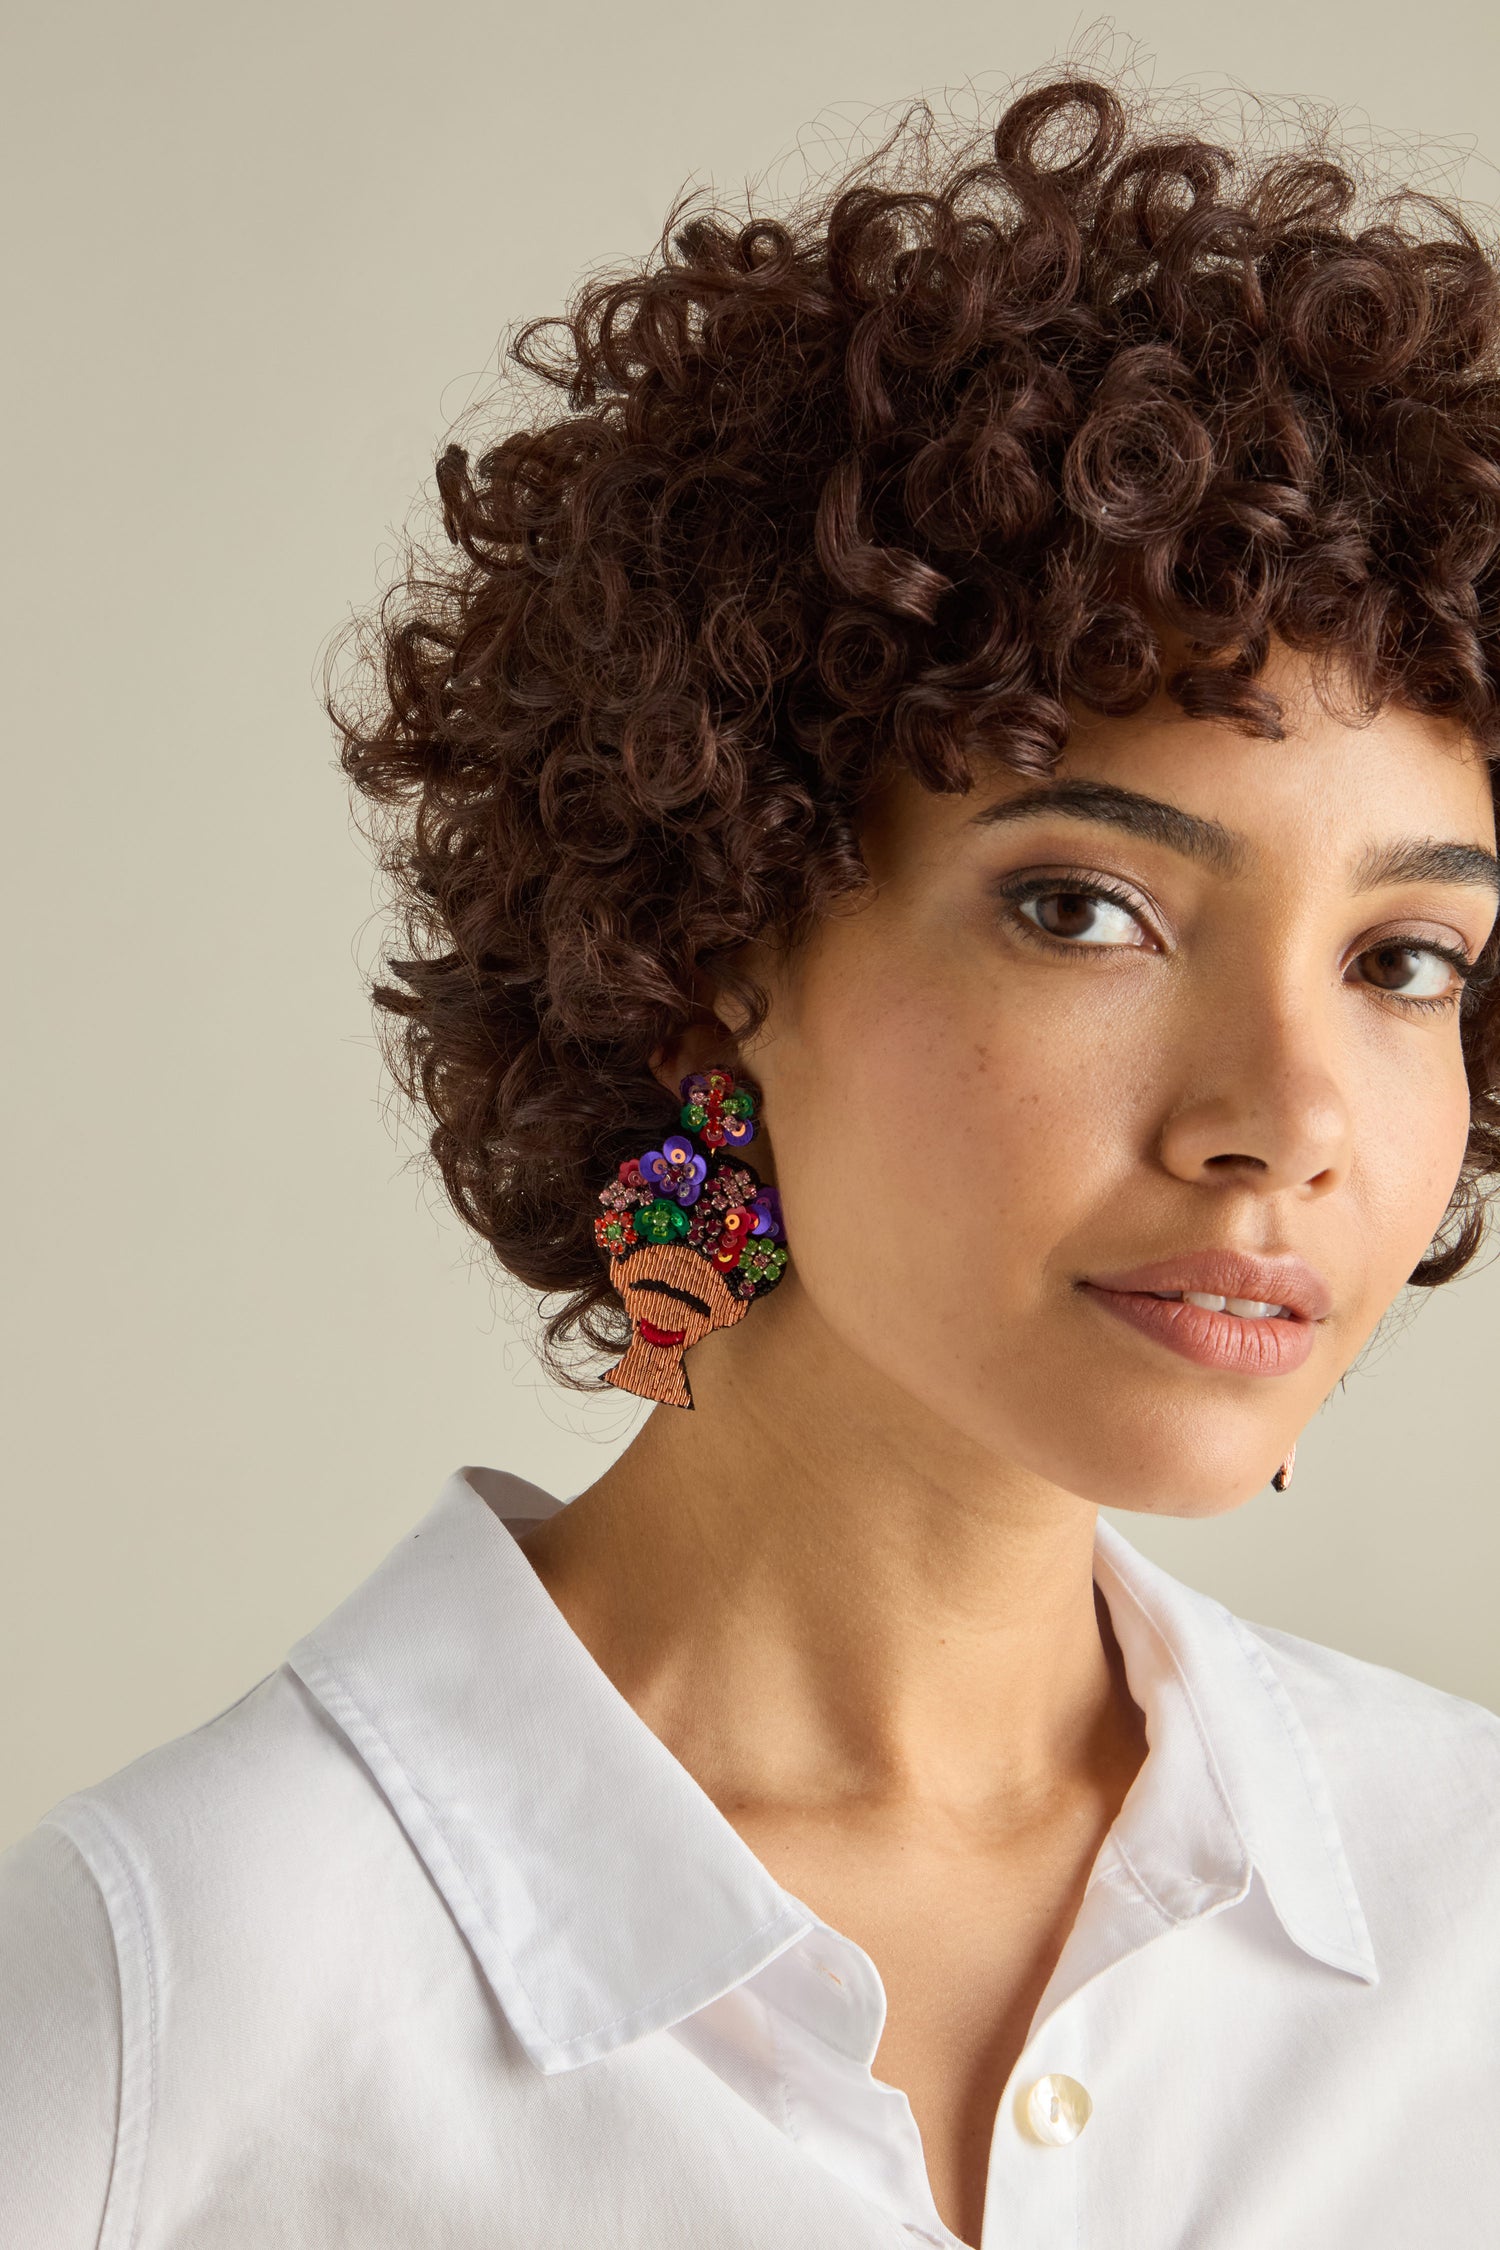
[993,871,1486,1017]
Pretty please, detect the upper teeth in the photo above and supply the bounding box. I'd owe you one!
[1156,1292,1289,1319]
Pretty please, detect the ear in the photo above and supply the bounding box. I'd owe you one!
[646,970,757,1103]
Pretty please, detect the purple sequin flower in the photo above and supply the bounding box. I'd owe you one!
[639,1134,708,1205]
[749,1185,785,1241]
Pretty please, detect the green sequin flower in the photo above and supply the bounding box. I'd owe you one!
[634,1197,691,1244]
[736,1241,787,1288]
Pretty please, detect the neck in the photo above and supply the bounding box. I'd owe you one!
[519,1279,1143,1823]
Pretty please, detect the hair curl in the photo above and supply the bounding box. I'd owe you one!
[332,71,1500,1372]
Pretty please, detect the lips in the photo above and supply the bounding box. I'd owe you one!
[1084,1251,1331,1320]
[1079,1249,1331,1378]
[637,1317,687,1349]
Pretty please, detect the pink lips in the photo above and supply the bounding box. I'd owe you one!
[1079,1250,1331,1378]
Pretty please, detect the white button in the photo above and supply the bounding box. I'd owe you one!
[1023,2072,1093,2146]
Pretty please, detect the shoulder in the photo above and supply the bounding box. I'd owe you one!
[42,1659,407,1945]
[0,1821,120,2244]
[0,1662,429,2242]
[0,1667,324,2022]
[1,1662,350,1971]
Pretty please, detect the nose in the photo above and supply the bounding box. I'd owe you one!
[1155,1001,1353,1197]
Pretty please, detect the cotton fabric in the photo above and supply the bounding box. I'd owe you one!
[2,1462,1498,2248]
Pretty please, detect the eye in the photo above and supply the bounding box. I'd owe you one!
[1006,877,1152,949]
[1353,939,1469,1009]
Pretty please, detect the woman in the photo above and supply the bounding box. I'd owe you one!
[4,69,1500,2249]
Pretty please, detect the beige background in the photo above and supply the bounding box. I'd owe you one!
[5,0,1500,1853]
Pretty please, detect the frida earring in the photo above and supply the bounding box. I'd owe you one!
[1272,1442,1297,1493]
[593,1067,789,1409]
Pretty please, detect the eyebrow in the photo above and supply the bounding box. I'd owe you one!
[969,779,1500,896]
[628,1276,712,1318]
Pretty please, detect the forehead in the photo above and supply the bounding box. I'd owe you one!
[866,662,1497,876]
[1061,681,1492,846]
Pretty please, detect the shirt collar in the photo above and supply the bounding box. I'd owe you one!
[287,1467,812,2073]
[1091,1516,1377,1986]
[285,1466,1375,2077]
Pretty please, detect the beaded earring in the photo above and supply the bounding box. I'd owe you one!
[1272,1442,1296,1493]
[594,1068,788,1409]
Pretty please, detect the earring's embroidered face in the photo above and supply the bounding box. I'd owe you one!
[606,1242,750,1409]
[594,1070,789,1409]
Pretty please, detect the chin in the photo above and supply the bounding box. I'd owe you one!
[1100,1480,1261,1523]
[902,1379,1281,1517]
[1040,1438,1275,1521]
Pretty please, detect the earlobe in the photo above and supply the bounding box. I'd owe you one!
[649,1012,752,1103]
[646,967,751,1099]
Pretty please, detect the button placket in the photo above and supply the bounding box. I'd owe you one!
[981,2005,1093,2247]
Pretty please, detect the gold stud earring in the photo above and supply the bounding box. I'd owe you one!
[1271,1441,1296,1493]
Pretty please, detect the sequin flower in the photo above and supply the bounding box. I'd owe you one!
[686,1165,758,1256]
[680,1067,735,1108]
[710,1205,756,1269]
[639,1134,708,1205]
[680,1067,757,1151]
[633,1197,692,1245]
[736,1240,787,1291]
[594,1210,637,1254]
[748,1185,784,1241]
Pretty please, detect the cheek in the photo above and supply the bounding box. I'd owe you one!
[767,929,1134,1370]
[1357,1039,1475,1282]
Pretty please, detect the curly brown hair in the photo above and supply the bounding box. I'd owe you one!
[332,70,1500,1372]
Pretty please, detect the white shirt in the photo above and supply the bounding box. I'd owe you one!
[3,1464,1498,2248]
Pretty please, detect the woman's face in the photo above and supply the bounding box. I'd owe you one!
[745,650,1499,1515]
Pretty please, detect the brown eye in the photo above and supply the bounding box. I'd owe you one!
[1358,943,1458,1001]
[1018,889,1143,946]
